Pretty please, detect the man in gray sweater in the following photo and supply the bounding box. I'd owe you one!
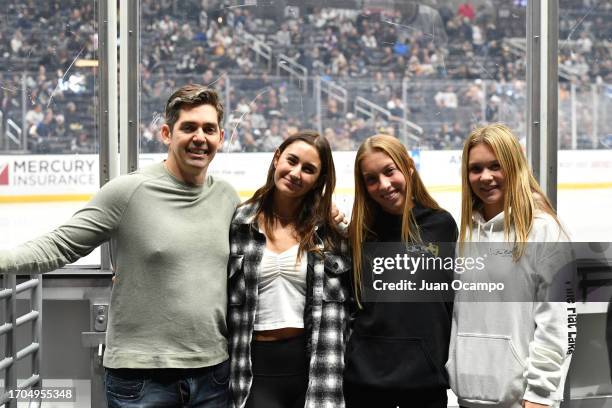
[0,84,240,407]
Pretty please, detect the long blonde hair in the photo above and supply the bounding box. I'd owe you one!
[459,123,560,259]
[349,135,441,304]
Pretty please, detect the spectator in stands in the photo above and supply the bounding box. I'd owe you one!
[350,117,371,144]
[348,53,368,77]
[156,15,177,37]
[10,29,25,56]
[62,101,81,134]
[27,108,55,152]
[223,132,242,152]
[25,104,44,131]
[387,94,405,119]
[485,95,500,121]
[458,2,476,21]
[360,29,378,51]
[236,48,253,72]
[71,131,95,154]
[449,122,465,145]
[472,23,486,54]
[323,27,338,51]
[380,46,395,67]
[176,53,196,74]
[249,104,268,130]
[240,125,259,153]
[326,99,343,121]
[275,22,292,47]
[39,45,61,70]
[436,123,453,148]
[260,119,283,152]
[54,114,67,140]
[5,0,609,153]
[463,81,485,106]
[331,49,349,76]
[263,89,281,116]
[35,109,56,138]
[434,86,459,109]
[180,23,194,42]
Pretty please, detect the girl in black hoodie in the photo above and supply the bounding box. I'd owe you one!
[344,134,458,408]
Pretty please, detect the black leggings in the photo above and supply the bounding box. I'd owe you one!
[245,334,309,408]
[344,381,448,408]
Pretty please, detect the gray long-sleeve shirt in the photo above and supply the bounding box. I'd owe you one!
[0,162,240,369]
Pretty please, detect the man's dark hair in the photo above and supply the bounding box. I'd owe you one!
[164,84,224,131]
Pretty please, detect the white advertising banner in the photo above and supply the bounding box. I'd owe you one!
[0,155,99,196]
[1,150,611,200]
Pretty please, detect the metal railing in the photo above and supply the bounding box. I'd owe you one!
[0,274,43,408]
[354,96,423,143]
[235,29,273,71]
[276,54,308,92]
[5,119,23,151]
[320,78,348,113]
[504,37,579,80]
[314,76,349,133]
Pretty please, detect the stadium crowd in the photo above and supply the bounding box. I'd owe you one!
[0,0,609,153]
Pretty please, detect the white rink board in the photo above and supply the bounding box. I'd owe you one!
[2,150,612,196]
[1,150,611,260]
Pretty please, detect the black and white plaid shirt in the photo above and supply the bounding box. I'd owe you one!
[227,202,350,408]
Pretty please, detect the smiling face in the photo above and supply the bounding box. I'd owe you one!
[272,140,321,200]
[360,150,408,215]
[468,142,506,220]
[161,104,224,185]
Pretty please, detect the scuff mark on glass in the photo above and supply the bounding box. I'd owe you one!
[228,86,273,147]
[382,20,434,38]
[224,4,254,9]
[207,73,226,88]
[149,112,164,128]
[475,61,493,79]
[0,85,19,93]
[46,46,85,108]
[563,4,597,47]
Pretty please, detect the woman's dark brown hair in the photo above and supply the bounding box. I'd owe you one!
[244,130,341,256]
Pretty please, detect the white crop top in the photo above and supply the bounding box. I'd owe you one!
[254,244,307,331]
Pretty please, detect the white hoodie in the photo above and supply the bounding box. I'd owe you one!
[446,210,576,408]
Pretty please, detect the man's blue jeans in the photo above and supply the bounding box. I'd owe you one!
[105,359,230,408]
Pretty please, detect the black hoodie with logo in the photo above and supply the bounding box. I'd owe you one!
[344,203,458,391]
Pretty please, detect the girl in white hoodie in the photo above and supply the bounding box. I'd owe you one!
[446,124,576,408]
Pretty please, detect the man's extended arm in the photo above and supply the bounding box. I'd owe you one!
[0,176,133,274]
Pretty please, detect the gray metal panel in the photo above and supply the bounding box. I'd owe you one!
[0,299,90,379]
[526,0,541,182]
[98,0,110,188]
[98,0,113,272]
[127,0,140,173]
[526,0,559,209]
[545,0,559,209]
[120,0,140,174]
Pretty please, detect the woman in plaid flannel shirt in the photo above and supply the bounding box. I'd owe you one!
[227,131,350,408]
